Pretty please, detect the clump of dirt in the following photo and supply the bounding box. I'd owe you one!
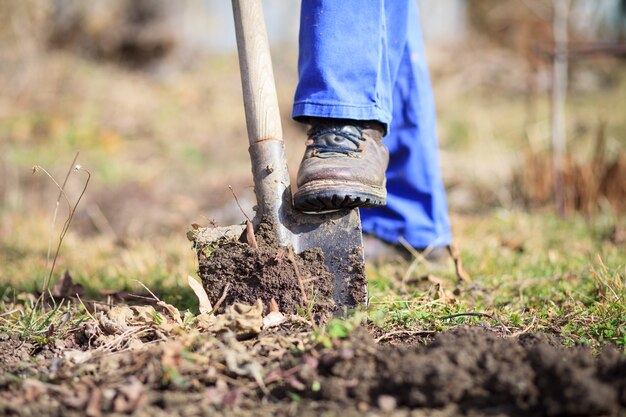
[196,220,335,322]
[0,334,36,378]
[279,327,626,416]
[347,249,367,305]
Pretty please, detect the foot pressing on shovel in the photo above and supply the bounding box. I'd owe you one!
[294,118,389,213]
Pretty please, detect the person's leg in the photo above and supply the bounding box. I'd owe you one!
[292,0,409,211]
[360,1,452,250]
[293,0,408,128]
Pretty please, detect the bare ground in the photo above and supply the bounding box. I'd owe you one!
[1,314,625,417]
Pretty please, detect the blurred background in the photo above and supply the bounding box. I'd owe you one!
[1,0,625,288]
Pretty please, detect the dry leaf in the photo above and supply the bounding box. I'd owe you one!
[501,238,525,253]
[130,306,158,324]
[52,270,84,298]
[161,342,183,368]
[64,349,92,365]
[113,377,145,413]
[209,300,263,337]
[434,284,456,304]
[85,387,102,417]
[107,306,135,328]
[195,313,217,330]
[245,219,257,248]
[156,301,183,325]
[187,275,212,313]
[22,379,47,402]
[262,311,286,329]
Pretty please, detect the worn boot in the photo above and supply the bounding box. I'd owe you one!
[294,118,389,212]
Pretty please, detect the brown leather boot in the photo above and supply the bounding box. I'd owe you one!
[294,118,389,212]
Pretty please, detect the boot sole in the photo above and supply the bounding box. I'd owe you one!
[294,180,386,212]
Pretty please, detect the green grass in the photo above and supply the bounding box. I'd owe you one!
[367,210,626,349]
[1,208,623,350]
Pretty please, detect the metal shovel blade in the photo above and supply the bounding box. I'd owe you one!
[287,208,366,311]
[232,0,366,312]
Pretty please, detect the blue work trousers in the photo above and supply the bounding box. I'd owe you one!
[293,0,452,248]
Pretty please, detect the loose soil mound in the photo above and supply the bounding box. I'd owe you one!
[278,327,626,416]
[197,221,335,322]
[1,324,625,416]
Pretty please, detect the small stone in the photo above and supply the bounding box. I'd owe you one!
[377,395,397,412]
[357,401,370,412]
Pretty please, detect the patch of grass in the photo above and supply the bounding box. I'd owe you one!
[367,210,626,350]
[0,291,90,343]
[0,210,200,313]
[2,209,624,351]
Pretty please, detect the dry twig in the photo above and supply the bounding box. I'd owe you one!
[212,283,231,312]
[441,312,511,335]
[46,152,79,269]
[34,163,91,296]
[447,243,472,282]
[287,247,316,329]
[375,330,436,343]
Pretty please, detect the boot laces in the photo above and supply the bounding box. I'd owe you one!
[308,126,364,155]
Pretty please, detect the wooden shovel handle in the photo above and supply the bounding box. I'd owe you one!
[232,0,292,245]
[232,0,283,144]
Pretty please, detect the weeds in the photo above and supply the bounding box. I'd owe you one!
[0,292,88,343]
[366,211,626,349]
[32,159,90,295]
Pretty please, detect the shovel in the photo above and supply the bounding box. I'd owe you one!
[230,0,366,312]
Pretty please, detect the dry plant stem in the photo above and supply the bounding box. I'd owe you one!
[32,165,72,297]
[46,152,79,269]
[440,312,495,320]
[447,243,472,283]
[441,312,511,334]
[134,280,161,302]
[76,294,98,324]
[212,283,231,312]
[228,185,251,221]
[41,166,91,297]
[126,293,160,302]
[398,236,428,264]
[287,248,308,305]
[398,236,432,292]
[287,247,316,329]
[375,330,436,343]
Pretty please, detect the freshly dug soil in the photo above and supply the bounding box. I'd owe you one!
[197,220,335,322]
[278,327,626,417]
[1,323,625,417]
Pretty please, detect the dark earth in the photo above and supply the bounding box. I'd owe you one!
[280,327,626,416]
[1,325,625,416]
[196,220,336,322]
[1,224,624,416]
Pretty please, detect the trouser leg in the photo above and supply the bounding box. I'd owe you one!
[293,0,410,129]
[360,1,451,248]
[293,0,451,246]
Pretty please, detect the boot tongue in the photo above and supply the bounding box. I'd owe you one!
[315,126,360,150]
